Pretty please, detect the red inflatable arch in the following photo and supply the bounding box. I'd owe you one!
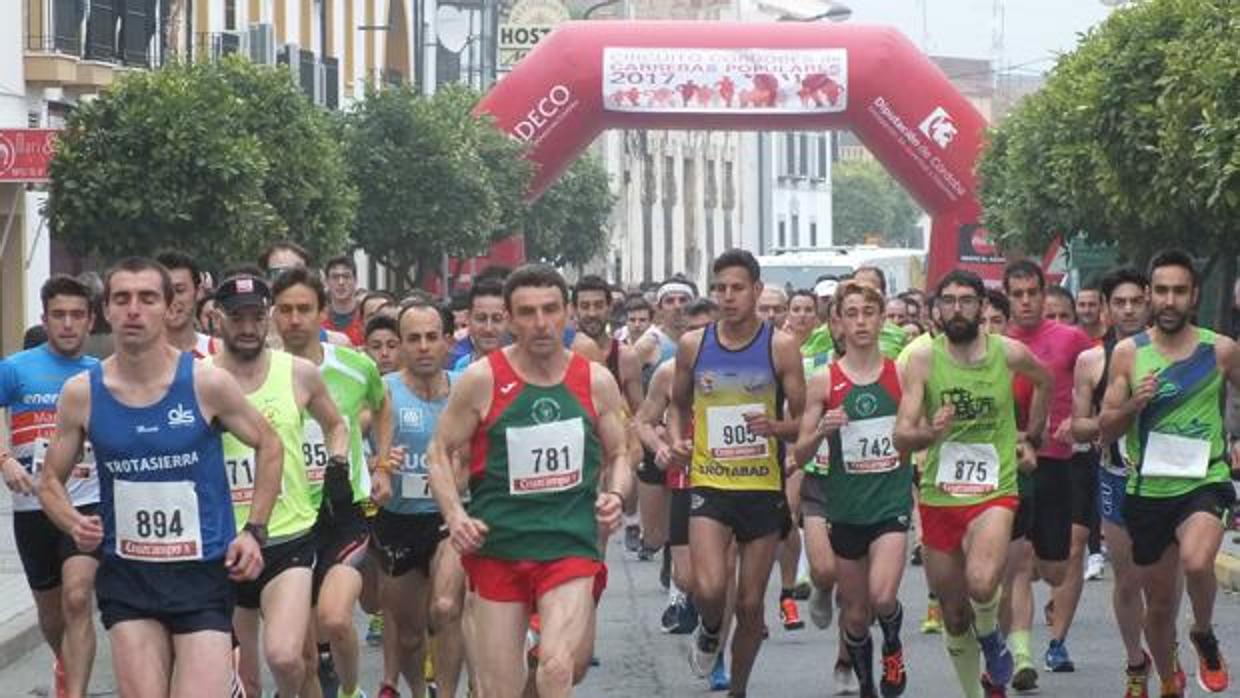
[475,21,1003,286]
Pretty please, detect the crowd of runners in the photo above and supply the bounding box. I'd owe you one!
[1,239,1237,698]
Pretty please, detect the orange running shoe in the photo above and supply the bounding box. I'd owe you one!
[1171,642,1186,693]
[779,596,804,631]
[1124,652,1150,698]
[881,645,907,696]
[1190,629,1229,693]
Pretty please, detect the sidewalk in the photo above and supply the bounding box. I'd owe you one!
[0,499,40,669]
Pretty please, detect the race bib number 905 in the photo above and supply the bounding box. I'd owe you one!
[506,418,585,495]
[706,404,769,460]
[114,480,202,561]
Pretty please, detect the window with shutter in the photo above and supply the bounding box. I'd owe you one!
[85,0,118,61]
[53,0,85,54]
[323,56,340,110]
[299,49,316,98]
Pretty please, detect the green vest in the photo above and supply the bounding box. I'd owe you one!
[921,334,1019,507]
[217,351,316,539]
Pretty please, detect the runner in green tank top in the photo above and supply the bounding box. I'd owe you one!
[207,273,351,698]
[794,282,913,697]
[426,265,632,698]
[270,268,393,698]
[1099,250,1240,696]
[895,270,1050,698]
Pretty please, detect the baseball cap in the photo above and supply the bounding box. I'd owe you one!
[215,275,272,311]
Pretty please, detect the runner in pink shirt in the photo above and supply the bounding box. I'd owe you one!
[1004,259,1096,676]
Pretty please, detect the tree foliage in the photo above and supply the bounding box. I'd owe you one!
[523,153,617,268]
[832,160,923,248]
[342,83,532,287]
[48,57,354,271]
[979,0,1240,264]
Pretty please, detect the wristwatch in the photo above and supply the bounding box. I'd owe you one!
[242,522,268,547]
[328,455,349,470]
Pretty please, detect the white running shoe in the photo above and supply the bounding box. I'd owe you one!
[1084,552,1105,581]
[809,586,834,629]
[833,659,858,695]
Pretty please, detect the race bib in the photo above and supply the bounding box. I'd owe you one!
[705,404,769,460]
[303,419,340,484]
[506,418,585,495]
[114,480,202,561]
[400,472,433,500]
[839,417,899,474]
[30,438,48,477]
[936,442,1000,496]
[1141,431,1210,480]
[227,450,257,504]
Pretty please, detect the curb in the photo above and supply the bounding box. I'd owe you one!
[1216,551,1240,593]
[0,606,43,670]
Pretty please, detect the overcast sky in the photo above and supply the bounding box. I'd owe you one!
[844,0,1113,75]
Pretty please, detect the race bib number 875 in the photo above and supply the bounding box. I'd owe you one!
[936,442,999,496]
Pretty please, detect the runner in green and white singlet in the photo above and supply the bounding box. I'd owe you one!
[208,273,350,698]
[1100,250,1240,697]
[271,268,391,698]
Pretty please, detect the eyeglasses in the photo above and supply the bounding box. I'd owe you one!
[936,295,980,310]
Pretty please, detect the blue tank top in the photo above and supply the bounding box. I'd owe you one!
[89,353,233,562]
[641,327,680,389]
[384,371,450,515]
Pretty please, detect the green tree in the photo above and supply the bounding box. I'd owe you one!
[343,83,532,288]
[48,57,354,271]
[523,153,617,269]
[831,160,922,247]
[979,0,1240,323]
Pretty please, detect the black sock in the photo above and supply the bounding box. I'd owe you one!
[844,629,876,694]
[877,602,904,653]
[780,587,795,600]
[317,641,331,656]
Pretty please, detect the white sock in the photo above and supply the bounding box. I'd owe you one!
[624,513,639,527]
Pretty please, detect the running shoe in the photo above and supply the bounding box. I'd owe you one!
[675,597,700,635]
[689,624,722,678]
[1044,639,1076,673]
[880,645,907,697]
[1010,664,1038,693]
[428,682,438,698]
[366,612,384,647]
[780,596,805,631]
[793,578,813,600]
[527,613,542,661]
[1172,642,1187,693]
[377,684,400,698]
[52,657,67,698]
[336,689,367,698]
[708,653,731,691]
[979,630,1015,687]
[833,659,858,695]
[1125,653,1150,698]
[1159,677,1183,698]
[809,586,834,629]
[1190,628,1230,693]
[981,673,1008,698]
[1085,553,1106,581]
[920,600,942,635]
[624,524,641,553]
[661,600,681,633]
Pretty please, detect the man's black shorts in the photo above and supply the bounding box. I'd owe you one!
[1069,449,1099,528]
[637,448,665,486]
[829,518,910,561]
[312,499,369,602]
[688,487,790,543]
[233,530,316,610]
[369,509,446,577]
[1123,482,1235,566]
[14,504,101,591]
[1031,457,1073,562]
[96,557,232,634]
[668,489,691,547]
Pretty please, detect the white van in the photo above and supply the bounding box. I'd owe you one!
[756,246,926,295]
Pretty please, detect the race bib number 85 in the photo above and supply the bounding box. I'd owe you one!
[506,418,585,495]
